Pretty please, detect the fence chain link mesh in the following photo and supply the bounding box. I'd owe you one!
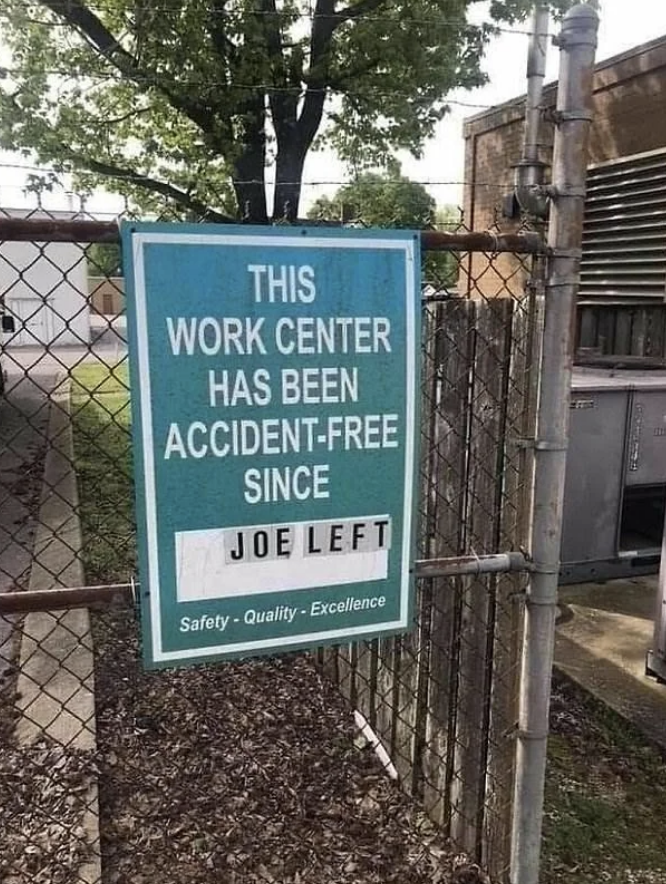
[0,202,542,884]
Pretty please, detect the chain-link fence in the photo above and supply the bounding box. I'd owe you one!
[0,204,543,884]
[321,227,542,881]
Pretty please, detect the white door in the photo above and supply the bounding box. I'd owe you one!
[6,299,50,347]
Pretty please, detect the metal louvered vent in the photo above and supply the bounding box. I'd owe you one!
[580,149,666,304]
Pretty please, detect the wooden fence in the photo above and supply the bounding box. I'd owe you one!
[319,295,536,882]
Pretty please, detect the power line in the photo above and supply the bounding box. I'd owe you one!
[0,163,513,190]
[4,1,549,38]
[0,65,526,112]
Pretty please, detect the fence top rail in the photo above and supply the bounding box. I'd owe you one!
[421,229,543,254]
[0,216,121,244]
[0,216,544,254]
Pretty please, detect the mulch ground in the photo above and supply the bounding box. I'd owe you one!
[91,601,477,884]
[0,437,48,743]
[0,741,96,884]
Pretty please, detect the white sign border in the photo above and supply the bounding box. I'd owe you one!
[130,231,417,663]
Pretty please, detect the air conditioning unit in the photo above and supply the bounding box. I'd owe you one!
[560,368,666,584]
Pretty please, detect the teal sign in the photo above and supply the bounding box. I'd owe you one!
[122,223,420,668]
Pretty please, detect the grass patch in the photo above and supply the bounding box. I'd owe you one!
[73,361,129,398]
[543,675,666,883]
[71,361,135,583]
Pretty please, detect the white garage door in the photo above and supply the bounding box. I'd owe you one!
[7,299,51,347]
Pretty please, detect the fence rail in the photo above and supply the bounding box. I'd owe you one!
[0,553,532,616]
[0,214,544,254]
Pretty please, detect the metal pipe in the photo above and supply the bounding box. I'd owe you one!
[0,552,533,615]
[523,6,549,165]
[0,216,544,255]
[415,551,530,578]
[0,217,121,243]
[420,230,543,253]
[0,583,134,614]
[511,7,599,884]
[515,5,550,218]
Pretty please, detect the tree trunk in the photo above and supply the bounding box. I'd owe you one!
[232,127,268,223]
[271,77,327,222]
[273,146,307,222]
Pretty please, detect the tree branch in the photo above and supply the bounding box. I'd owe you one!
[294,0,389,148]
[73,155,235,222]
[40,0,145,77]
[293,0,337,151]
[38,0,220,138]
[102,106,154,127]
[261,0,302,148]
[209,0,237,67]
[310,0,337,70]
[260,0,284,65]
[334,0,388,22]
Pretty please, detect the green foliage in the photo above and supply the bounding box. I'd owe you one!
[309,171,459,287]
[489,0,577,22]
[87,242,122,276]
[308,169,436,227]
[0,0,575,221]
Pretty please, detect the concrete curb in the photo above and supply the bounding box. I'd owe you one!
[555,579,666,753]
[15,376,101,883]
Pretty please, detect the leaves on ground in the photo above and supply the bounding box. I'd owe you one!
[93,604,459,884]
[0,740,96,884]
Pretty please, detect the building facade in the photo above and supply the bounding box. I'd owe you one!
[89,276,125,316]
[0,210,90,348]
[463,34,666,357]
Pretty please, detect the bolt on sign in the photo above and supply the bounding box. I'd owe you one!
[122,223,421,668]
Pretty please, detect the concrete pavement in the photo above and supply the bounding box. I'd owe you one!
[0,358,101,883]
[0,368,56,593]
[556,576,666,748]
[4,339,126,376]
[0,366,55,686]
[15,378,95,749]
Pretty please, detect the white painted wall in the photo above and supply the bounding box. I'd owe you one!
[0,210,90,347]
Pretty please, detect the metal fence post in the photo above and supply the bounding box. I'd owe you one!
[510,6,599,884]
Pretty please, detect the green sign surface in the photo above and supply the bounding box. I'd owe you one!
[122,223,420,667]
